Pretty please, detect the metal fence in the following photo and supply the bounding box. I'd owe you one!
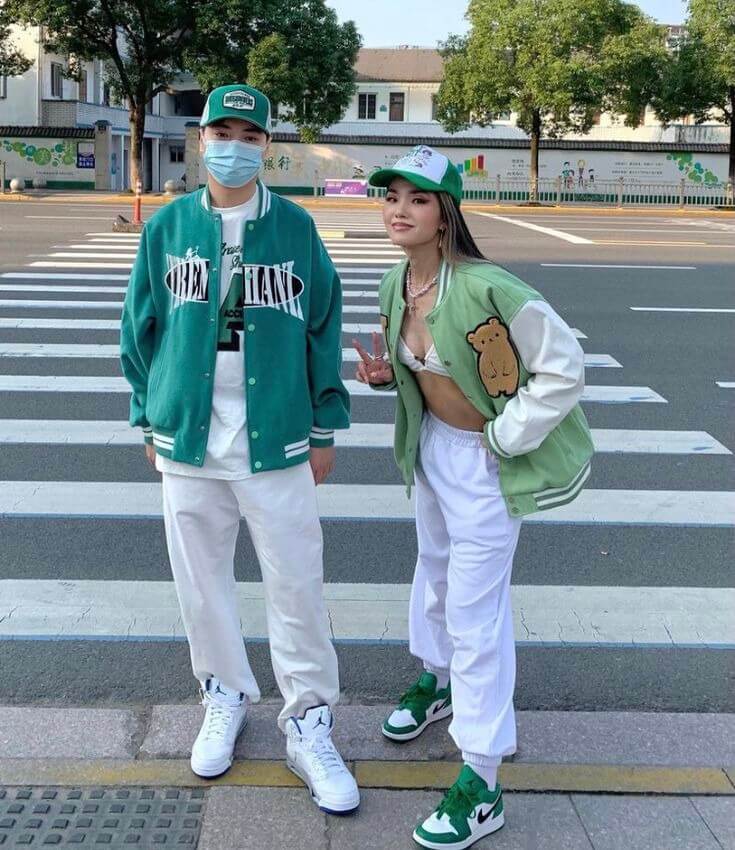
[362,176,734,208]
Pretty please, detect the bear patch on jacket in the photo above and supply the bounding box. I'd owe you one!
[466,317,519,398]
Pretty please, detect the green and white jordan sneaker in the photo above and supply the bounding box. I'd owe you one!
[413,765,504,849]
[382,672,452,742]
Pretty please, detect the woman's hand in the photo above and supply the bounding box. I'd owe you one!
[353,332,394,385]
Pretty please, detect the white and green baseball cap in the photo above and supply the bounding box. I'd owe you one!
[200,84,271,135]
[369,145,463,204]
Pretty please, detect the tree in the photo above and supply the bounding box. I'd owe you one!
[185,0,361,143]
[436,0,669,199]
[0,18,33,77]
[651,0,735,184]
[3,0,198,191]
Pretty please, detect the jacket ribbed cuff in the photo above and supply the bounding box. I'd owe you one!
[484,420,512,459]
[309,427,335,448]
[142,425,153,446]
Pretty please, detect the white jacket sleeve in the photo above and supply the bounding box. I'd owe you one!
[485,300,585,458]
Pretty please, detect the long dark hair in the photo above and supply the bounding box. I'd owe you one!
[437,192,488,264]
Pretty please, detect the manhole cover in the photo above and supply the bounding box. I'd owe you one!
[0,787,204,846]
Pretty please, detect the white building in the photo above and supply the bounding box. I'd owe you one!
[0,25,204,190]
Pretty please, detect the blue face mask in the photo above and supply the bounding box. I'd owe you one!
[203,139,264,188]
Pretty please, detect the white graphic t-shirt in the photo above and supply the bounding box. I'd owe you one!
[156,192,259,479]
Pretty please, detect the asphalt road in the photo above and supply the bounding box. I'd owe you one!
[0,197,733,711]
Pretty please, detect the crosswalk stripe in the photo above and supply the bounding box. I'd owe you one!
[0,343,618,370]
[1,273,130,281]
[0,297,375,309]
[49,252,138,259]
[0,481,731,525]
[0,318,380,333]
[29,261,134,269]
[0,299,123,310]
[1,579,731,647]
[0,420,729,454]
[0,285,126,294]
[716,381,735,388]
[631,307,735,314]
[344,380,665,403]
[0,375,657,402]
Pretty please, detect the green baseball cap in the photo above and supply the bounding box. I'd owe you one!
[369,145,463,204]
[199,84,272,135]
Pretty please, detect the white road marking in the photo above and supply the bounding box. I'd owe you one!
[716,381,735,388]
[1,579,731,647]
[630,307,735,314]
[0,482,730,526]
[541,264,696,270]
[1,420,728,455]
[472,212,594,244]
[344,380,665,403]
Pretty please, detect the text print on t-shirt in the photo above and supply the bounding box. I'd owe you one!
[218,260,305,351]
[218,238,244,351]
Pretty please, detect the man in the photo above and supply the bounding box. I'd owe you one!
[120,83,359,815]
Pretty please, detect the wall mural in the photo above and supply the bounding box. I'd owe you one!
[1,139,76,168]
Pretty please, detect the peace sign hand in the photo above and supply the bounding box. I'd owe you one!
[353,332,395,385]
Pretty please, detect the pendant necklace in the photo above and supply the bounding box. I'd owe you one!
[405,265,438,314]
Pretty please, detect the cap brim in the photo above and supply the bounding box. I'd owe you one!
[199,115,270,135]
[368,168,443,194]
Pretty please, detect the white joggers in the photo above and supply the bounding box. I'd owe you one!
[409,413,522,767]
[162,462,339,730]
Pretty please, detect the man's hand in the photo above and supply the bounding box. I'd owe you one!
[145,444,156,468]
[310,445,335,485]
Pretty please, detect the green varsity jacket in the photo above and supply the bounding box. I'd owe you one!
[377,258,594,517]
[120,182,350,473]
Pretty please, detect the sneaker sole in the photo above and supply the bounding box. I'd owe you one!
[412,810,505,849]
[190,715,248,779]
[286,759,360,815]
[382,703,453,742]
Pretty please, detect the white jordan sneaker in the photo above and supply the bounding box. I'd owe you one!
[286,705,360,815]
[190,678,248,779]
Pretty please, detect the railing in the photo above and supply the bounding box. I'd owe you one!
[365,176,734,207]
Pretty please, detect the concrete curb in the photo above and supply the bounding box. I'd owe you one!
[0,759,732,796]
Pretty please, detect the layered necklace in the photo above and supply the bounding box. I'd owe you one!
[405,264,438,314]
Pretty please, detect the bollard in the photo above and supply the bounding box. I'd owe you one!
[133,177,142,224]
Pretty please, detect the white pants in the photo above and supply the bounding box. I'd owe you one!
[161,462,339,730]
[410,413,522,767]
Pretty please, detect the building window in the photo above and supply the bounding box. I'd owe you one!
[78,70,88,103]
[0,77,7,99]
[102,82,110,106]
[169,145,185,163]
[51,62,63,98]
[358,93,376,120]
[389,92,405,122]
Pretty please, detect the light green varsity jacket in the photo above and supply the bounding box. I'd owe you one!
[120,181,350,473]
[377,259,594,517]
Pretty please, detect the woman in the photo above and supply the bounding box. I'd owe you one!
[354,145,593,849]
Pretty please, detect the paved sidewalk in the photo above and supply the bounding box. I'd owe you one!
[0,704,733,848]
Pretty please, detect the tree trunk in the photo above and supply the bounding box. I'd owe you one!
[729,87,735,189]
[529,108,541,203]
[129,99,147,193]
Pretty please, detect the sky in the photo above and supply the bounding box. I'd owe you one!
[325,0,688,48]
